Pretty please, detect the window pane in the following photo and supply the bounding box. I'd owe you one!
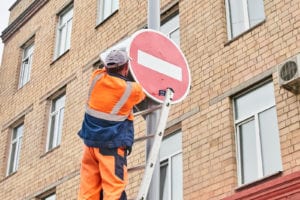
[160,160,169,200]
[228,0,246,37]
[58,25,67,55]
[12,129,18,140]
[56,7,73,57]
[160,132,182,200]
[51,100,57,113]
[44,193,56,200]
[15,137,22,171]
[112,0,119,13]
[161,14,180,46]
[103,0,112,19]
[52,95,65,112]
[56,95,66,108]
[259,107,282,175]
[19,44,34,87]
[18,124,24,135]
[171,153,183,200]
[8,142,17,174]
[160,132,182,159]
[247,0,265,26]
[57,107,65,145]
[235,82,275,120]
[48,115,56,150]
[60,8,73,25]
[8,124,23,175]
[53,111,60,146]
[66,20,72,50]
[101,0,118,20]
[239,120,259,184]
[169,28,180,45]
[23,62,30,83]
[23,55,32,85]
[48,95,65,150]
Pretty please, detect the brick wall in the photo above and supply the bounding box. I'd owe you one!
[0,0,300,199]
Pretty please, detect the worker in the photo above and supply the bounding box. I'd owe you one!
[77,49,146,200]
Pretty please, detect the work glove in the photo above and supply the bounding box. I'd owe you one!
[126,146,132,156]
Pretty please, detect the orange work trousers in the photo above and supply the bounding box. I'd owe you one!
[78,145,128,200]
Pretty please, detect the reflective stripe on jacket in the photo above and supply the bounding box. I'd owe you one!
[86,69,145,121]
[78,68,145,148]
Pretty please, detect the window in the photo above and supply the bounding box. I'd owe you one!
[7,124,23,175]
[46,94,66,151]
[55,5,73,58]
[19,44,34,88]
[160,13,180,46]
[36,189,56,200]
[98,0,119,23]
[159,132,183,200]
[233,81,282,185]
[225,0,265,39]
[43,193,56,200]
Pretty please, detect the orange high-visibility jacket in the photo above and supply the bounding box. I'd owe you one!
[86,68,145,121]
[78,68,145,148]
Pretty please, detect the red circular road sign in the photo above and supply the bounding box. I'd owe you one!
[128,29,191,104]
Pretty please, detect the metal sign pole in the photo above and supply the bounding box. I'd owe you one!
[147,0,160,199]
[148,0,160,30]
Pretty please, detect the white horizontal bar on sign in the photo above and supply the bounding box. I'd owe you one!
[137,50,182,81]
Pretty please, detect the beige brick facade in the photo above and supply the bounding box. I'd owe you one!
[1,0,300,199]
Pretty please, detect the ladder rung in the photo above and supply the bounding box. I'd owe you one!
[134,134,155,142]
[133,105,162,117]
[128,164,145,172]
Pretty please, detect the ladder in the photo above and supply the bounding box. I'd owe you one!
[131,88,174,200]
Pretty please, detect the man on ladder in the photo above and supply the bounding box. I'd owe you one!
[77,49,146,200]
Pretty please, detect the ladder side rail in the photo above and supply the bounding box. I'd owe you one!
[135,89,174,200]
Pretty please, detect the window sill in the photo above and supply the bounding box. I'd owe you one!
[50,49,70,66]
[224,20,266,46]
[235,171,282,191]
[40,145,61,159]
[0,171,17,183]
[16,80,31,92]
[95,10,118,29]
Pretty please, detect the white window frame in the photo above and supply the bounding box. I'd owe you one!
[46,94,66,151]
[233,81,282,186]
[98,0,119,23]
[54,5,73,59]
[160,13,180,46]
[7,124,23,176]
[159,131,183,200]
[225,0,265,39]
[18,44,34,88]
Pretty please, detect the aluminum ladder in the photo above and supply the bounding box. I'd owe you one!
[130,88,174,200]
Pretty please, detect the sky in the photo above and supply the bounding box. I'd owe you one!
[0,0,15,64]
